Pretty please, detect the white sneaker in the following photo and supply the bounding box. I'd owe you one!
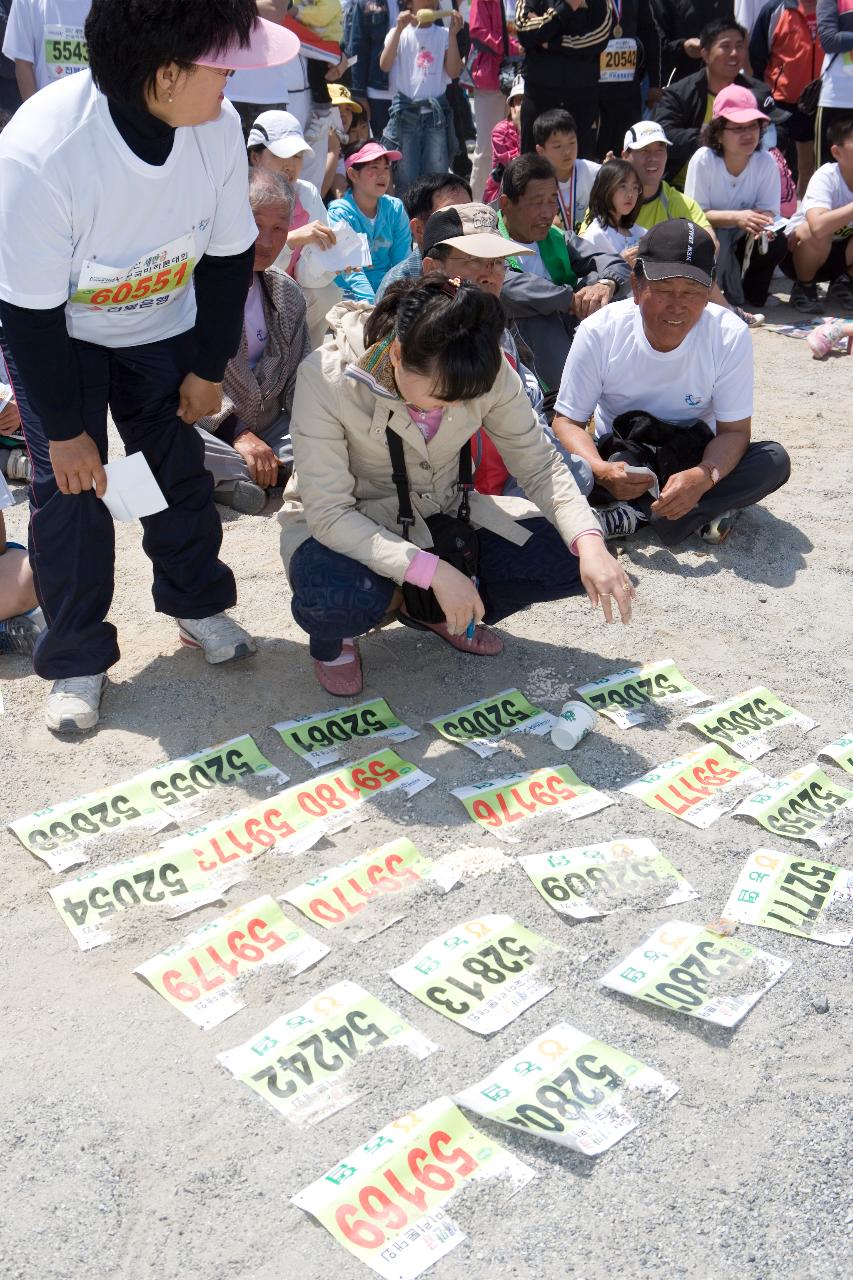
[177,613,257,664]
[45,672,106,733]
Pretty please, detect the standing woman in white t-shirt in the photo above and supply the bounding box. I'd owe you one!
[685,83,786,312]
[0,0,297,734]
[816,0,853,168]
[378,2,463,194]
[1,0,91,100]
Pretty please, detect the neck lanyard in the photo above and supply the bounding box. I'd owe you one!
[558,169,576,231]
[612,0,623,38]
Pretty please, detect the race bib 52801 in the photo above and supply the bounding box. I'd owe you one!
[70,232,197,315]
[599,920,790,1027]
[454,1021,678,1155]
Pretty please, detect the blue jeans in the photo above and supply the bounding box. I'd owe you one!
[382,93,455,195]
[290,517,585,660]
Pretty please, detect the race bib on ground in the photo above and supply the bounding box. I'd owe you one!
[818,732,853,774]
[576,659,709,729]
[49,845,247,950]
[682,686,817,760]
[454,1021,678,1155]
[218,981,438,1127]
[428,688,554,758]
[599,920,790,1026]
[734,764,853,847]
[282,837,447,929]
[451,764,613,842]
[291,1097,534,1279]
[8,734,288,870]
[521,838,697,920]
[389,914,559,1035]
[44,25,88,78]
[622,744,769,829]
[721,848,853,946]
[70,232,196,315]
[599,37,638,83]
[273,697,417,769]
[134,896,329,1029]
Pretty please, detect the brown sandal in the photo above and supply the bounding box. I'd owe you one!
[398,610,503,656]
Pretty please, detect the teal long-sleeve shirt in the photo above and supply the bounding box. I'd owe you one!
[327,190,412,303]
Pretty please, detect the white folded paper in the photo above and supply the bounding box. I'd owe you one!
[101,452,168,522]
[296,222,372,288]
[0,472,14,510]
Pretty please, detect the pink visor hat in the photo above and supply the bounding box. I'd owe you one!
[345,141,402,167]
[195,17,299,72]
[712,84,769,123]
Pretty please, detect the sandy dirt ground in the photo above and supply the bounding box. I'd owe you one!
[1,314,851,1280]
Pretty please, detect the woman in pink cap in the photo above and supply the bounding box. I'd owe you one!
[327,141,411,303]
[0,0,297,734]
[684,83,789,320]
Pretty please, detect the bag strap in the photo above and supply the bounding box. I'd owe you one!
[385,427,474,539]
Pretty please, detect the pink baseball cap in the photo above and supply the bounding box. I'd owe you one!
[712,84,769,123]
[195,17,299,72]
[345,141,402,168]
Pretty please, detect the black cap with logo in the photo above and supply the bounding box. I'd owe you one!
[636,218,716,289]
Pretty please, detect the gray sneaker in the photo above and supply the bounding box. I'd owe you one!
[825,272,853,316]
[6,449,32,482]
[0,607,44,655]
[45,672,107,733]
[596,502,644,540]
[213,479,267,515]
[177,613,257,664]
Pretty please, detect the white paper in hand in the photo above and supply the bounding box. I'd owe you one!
[297,221,373,288]
[623,465,659,499]
[0,472,14,511]
[101,453,168,522]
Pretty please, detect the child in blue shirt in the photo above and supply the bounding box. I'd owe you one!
[327,141,412,301]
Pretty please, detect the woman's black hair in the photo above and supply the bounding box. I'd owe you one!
[700,114,767,157]
[587,159,643,231]
[86,0,258,106]
[364,274,505,404]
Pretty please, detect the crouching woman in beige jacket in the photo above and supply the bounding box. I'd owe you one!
[279,275,634,695]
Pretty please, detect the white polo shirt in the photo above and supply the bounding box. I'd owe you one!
[0,72,257,348]
[2,0,91,92]
[555,298,754,438]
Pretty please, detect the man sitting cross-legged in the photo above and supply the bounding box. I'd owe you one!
[551,219,790,547]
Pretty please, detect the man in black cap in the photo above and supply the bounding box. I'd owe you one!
[550,218,790,546]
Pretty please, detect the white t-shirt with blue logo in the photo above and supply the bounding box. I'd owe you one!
[555,298,754,439]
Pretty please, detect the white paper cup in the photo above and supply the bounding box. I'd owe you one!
[550,701,597,750]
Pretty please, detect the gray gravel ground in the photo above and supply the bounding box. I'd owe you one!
[1,321,851,1280]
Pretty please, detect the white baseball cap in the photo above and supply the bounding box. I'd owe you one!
[623,120,672,151]
[248,111,312,160]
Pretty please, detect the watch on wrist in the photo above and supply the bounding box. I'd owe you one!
[699,462,720,486]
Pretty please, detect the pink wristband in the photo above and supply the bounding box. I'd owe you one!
[404,550,440,589]
[569,528,604,555]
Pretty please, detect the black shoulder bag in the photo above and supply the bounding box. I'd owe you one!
[799,55,837,117]
[386,427,479,625]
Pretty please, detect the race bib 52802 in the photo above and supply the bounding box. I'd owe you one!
[70,232,197,315]
[576,659,709,729]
